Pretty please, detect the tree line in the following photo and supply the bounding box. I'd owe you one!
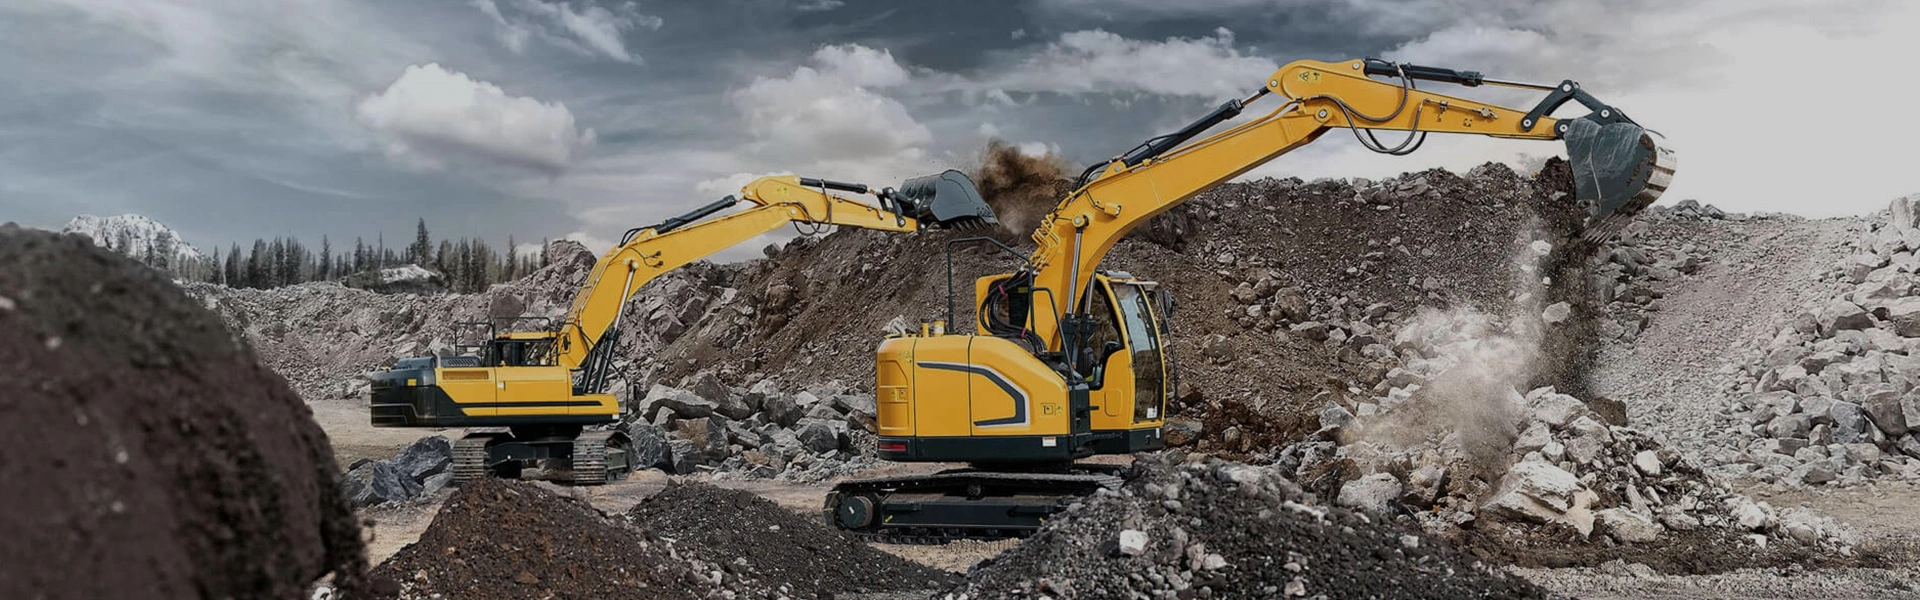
[156,219,550,293]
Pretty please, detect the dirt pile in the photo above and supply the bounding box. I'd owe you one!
[374,479,721,599]
[0,225,366,599]
[629,481,957,598]
[1718,195,1920,486]
[953,454,1547,599]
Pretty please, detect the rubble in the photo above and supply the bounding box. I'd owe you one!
[1719,196,1920,486]
[953,455,1550,599]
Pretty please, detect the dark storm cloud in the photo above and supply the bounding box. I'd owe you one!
[3,0,1915,260]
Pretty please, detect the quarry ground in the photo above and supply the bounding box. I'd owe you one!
[322,200,1920,598]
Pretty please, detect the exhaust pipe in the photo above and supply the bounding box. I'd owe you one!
[1561,117,1678,245]
[894,170,1000,231]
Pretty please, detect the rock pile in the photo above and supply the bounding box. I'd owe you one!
[338,436,454,507]
[628,482,956,598]
[952,454,1549,599]
[1721,195,1920,486]
[625,374,880,481]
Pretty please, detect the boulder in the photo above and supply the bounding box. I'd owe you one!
[1272,287,1310,323]
[796,418,847,454]
[713,393,755,421]
[1815,300,1873,337]
[1596,509,1661,543]
[419,472,454,497]
[1542,302,1572,325]
[1632,450,1663,477]
[761,393,803,428]
[1319,403,1356,430]
[1881,297,1920,337]
[649,385,716,419]
[1830,400,1870,444]
[745,378,782,411]
[389,435,452,482]
[1289,321,1330,341]
[628,423,672,470]
[1401,464,1447,508]
[1481,461,1595,536]
[836,394,879,432]
[1531,394,1587,428]
[339,460,419,507]
[1335,473,1401,514]
[1729,497,1773,531]
[1164,418,1204,446]
[668,439,704,474]
[1767,413,1813,440]
[1862,387,1910,436]
[1790,462,1837,485]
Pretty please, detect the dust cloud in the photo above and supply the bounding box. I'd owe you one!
[969,139,1069,235]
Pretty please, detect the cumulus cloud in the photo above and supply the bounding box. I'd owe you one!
[729,44,932,168]
[357,63,596,173]
[975,28,1277,98]
[472,0,660,63]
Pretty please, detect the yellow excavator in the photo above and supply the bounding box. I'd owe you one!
[370,172,996,484]
[825,58,1676,539]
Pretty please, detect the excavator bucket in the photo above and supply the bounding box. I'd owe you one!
[1563,118,1677,244]
[896,170,999,231]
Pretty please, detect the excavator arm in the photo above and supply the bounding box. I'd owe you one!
[1021,57,1676,353]
[553,172,994,378]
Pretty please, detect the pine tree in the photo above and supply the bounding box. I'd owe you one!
[412,218,431,264]
[152,235,172,273]
[226,243,242,287]
[114,229,134,257]
[376,232,386,269]
[353,237,366,273]
[505,235,518,281]
[319,236,332,280]
[210,247,223,285]
[247,240,268,289]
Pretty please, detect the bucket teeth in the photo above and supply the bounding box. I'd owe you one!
[1564,118,1677,245]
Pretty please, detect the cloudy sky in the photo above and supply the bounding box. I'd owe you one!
[4,0,1916,260]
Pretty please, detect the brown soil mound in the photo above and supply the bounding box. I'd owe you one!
[375,479,718,599]
[0,225,365,599]
[955,454,1549,599]
[628,481,959,597]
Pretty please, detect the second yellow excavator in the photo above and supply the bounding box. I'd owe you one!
[826,57,1676,540]
[370,171,995,484]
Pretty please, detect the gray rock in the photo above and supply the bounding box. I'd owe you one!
[712,393,754,421]
[1401,464,1447,508]
[1119,529,1149,556]
[1659,512,1701,532]
[1335,473,1401,514]
[837,394,879,432]
[1597,508,1661,543]
[1481,461,1595,536]
[745,378,781,411]
[389,435,452,482]
[1815,300,1873,337]
[761,393,803,428]
[1273,287,1310,323]
[1768,413,1813,440]
[1899,434,1920,460]
[1863,387,1911,436]
[668,439,704,474]
[1289,320,1330,341]
[419,472,454,497]
[652,386,716,419]
[1830,400,1870,444]
[339,460,419,507]
[1883,297,1920,337]
[1319,403,1355,430]
[1532,394,1587,428]
[797,418,846,454]
[1790,462,1837,485]
[628,423,672,470]
[1633,450,1663,477]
